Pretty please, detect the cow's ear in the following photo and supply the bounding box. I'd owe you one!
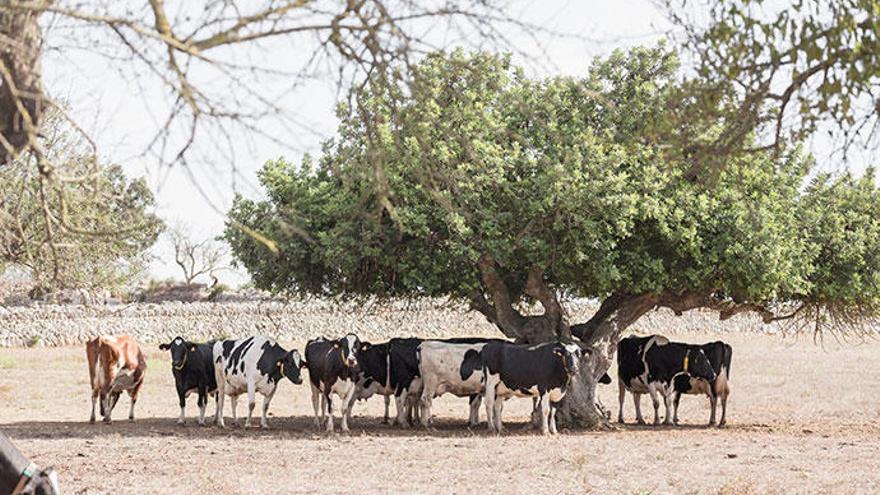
[159,343,170,350]
[300,359,308,369]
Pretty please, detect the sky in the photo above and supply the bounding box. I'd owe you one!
[37,1,872,286]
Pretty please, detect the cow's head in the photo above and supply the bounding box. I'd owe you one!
[159,337,193,371]
[20,465,61,495]
[278,350,306,384]
[335,333,366,368]
[553,343,581,376]
[686,348,716,383]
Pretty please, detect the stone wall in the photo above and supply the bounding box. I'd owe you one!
[0,298,814,347]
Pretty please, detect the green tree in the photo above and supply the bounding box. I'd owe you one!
[226,48,880,426]
[0,114,164,292]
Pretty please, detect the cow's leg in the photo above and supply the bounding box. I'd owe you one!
[418,384,433,429]
[261,390,275,429]
[719,393,728,427]
[177,387,187,425]
[646,384,661,425]
[230,395,239,423]
[493,398,504,433]
[661,387,673,425]
[310,384,322,429]
[483,377,497,433]
[215,382,226,428]
[244,380,257,428]
[324,391,334,433]
[90,389,98,424]
[633,392,646,425]
[538,393,551,435]
[99,391,107,418]
[526,397,540,430]
[468,394,481,427]
[340,383,356,432]
[617,379,626,424]
[197,387,208,426]
[708,393,718,426]
[382,394,391,424]
[394,390,409,427]
[128,381,142,422]
[211,391,219,425]
[549,404,558,435]
[673,391,682,425]
[407,394,419,426]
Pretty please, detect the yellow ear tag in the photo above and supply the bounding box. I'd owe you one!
[683,356,689,372]
[277,360,284,376]
[190,346,196,352]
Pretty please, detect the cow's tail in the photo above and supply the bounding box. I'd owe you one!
[723,344,733,379]
[459,349,482,381]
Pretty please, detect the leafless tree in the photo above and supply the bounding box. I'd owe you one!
[169,225,225,286]
[0,0,567,265]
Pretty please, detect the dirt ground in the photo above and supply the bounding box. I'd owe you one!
[1,331,879,494]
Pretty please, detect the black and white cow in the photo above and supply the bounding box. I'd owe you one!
[617,335,716,425]
[304,334,366,432]
[466,341,582,435]
[352,341,393,424]
[0,431,60,495]
[386,337,499,427]
[416,340,503,428]
[672,340,733,426]
[159,336,218,426]
[212,336,305,428]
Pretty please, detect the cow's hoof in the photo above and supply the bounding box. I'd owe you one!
[89,418,96,424]
[176,420,185,426]
[617,418,624,424]
[540,429,550,436]
[198,420,206,427]
[636,419,646,425]
[128,417,135,422]
[718,421,727,428]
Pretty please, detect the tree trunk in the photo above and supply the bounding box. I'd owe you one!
[0,3,45,164]
[555,293,661,428]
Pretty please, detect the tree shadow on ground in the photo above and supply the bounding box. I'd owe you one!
[0,415,558,440]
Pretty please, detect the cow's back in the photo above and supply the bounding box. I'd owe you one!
[418,341,487,396]
[87,335,145,391]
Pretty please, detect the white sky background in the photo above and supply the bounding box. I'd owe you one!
[39,1,874,286]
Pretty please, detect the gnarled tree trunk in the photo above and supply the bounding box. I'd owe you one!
[469,265,721,429]
[0,2,46,164]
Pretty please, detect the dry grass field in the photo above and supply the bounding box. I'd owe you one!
[1,331,879,494]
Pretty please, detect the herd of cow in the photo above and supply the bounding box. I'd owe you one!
[84,332,733,434]
[0,332,732,495]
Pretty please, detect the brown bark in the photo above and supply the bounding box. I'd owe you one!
[471,256,570,343]
[0,2,45,164]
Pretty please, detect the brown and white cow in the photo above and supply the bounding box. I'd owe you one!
[86,335,146,423]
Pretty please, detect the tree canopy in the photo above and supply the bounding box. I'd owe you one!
[227,47,880,341]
